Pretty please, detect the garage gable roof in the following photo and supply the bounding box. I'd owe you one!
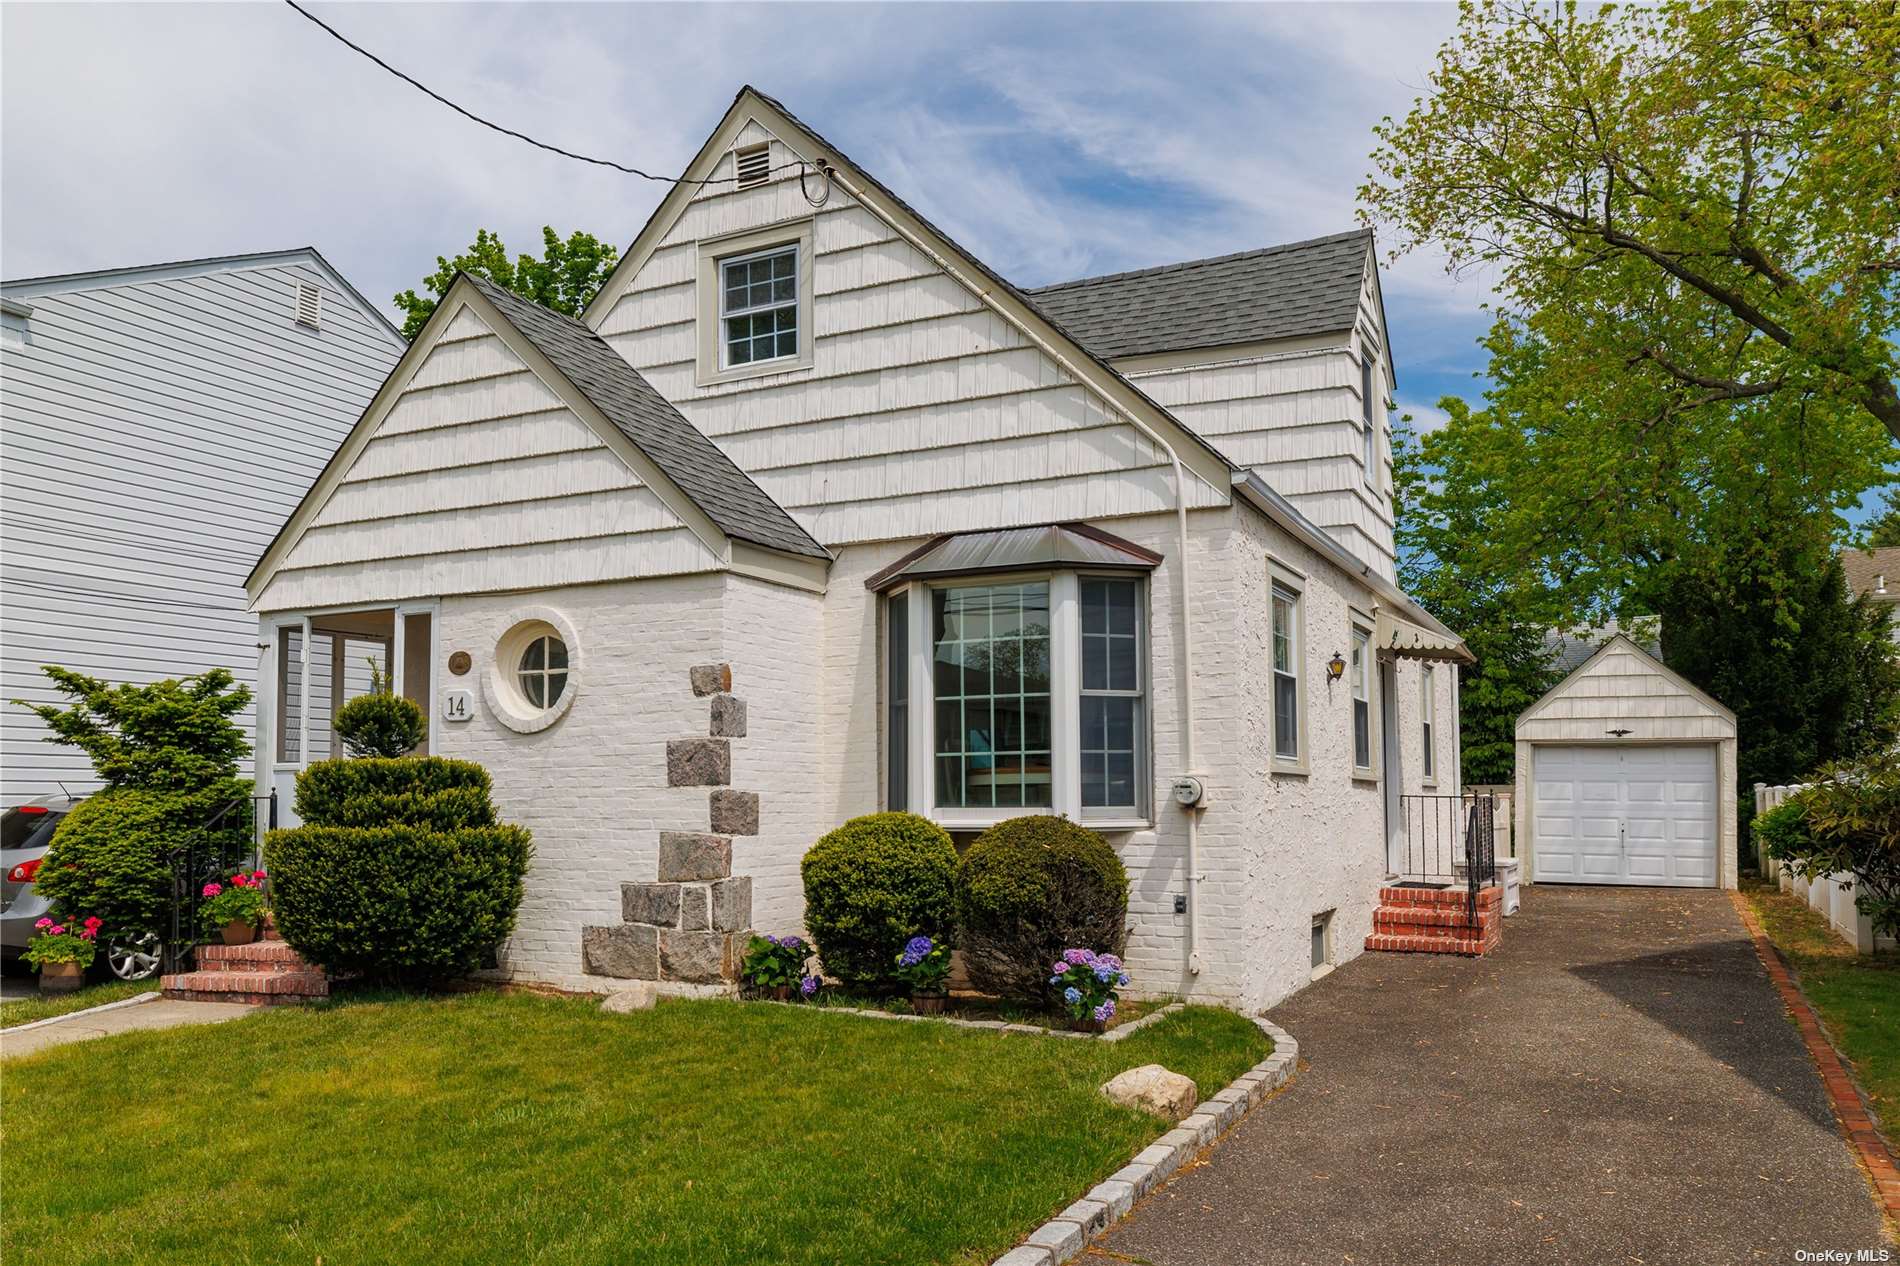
[1517,633,1735,736]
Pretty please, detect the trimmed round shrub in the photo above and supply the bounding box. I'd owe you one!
[34,782,251,940]
[333,691,428,759]
[293,757,494,829]
[801,812,957,988]
[269,756,531,983]
[265,823,532,982]
[956,815,1128,999]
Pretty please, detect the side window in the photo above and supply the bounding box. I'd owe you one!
[720,246,798,368]
[1351,624,1372,772]
[1421,664,1436,782]
[1270,580,1302,766]
[1080,577,1146,817]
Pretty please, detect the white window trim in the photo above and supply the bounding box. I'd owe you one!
[483,606,581,734]
[1420,663,1438,787]
[1359,327,1383,497]
[695,219,815,386]
[1349,613,1377,782]
[894,569,1152,831]
[1268,557,1308,775]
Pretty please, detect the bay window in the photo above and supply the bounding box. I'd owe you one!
[880,537,1153,826]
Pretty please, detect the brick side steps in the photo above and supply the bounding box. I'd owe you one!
[161,925,329,1006]
[1365,884,1503,956]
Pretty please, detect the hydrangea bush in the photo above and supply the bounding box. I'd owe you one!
[1049,947,1129,1026]
[743,933,819,997]
[894,935,951,994]
[24,916,101,970]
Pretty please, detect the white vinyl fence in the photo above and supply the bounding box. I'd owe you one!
[1754,782,1894,954]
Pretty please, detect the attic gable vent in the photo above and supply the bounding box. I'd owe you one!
[294,281,322,329]
[733,143,771,190]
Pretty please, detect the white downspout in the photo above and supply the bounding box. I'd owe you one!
[816,162,1206,974]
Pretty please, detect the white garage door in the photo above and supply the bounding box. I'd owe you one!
[1532,744,1718,887]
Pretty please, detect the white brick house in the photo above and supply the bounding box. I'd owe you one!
[245,88,1472,1012]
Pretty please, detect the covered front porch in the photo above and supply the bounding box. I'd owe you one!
[254,602,438,823]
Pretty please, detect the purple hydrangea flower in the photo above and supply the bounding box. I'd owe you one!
[1063,948,1092,966]
[1052,959,1070,976]
[1117,972,1131,987]
[898,935,934,968]
[782,935,804,951]
[800,975,819,997]
[1093,964,1115,983]
[1049,975,1065,987]
[1093,999,1115,1023]
[1063,986,1082,1005]
[1098,954,1122,970]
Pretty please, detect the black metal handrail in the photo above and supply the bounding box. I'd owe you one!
[1397,792,1497,933]
[161,790,276,974]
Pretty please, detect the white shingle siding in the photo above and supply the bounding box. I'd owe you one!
[255,303,717,613]
[1,255,400,805]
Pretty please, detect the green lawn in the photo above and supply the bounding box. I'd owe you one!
[1742,879,1900,1148]
[0,978,156,1029]
[0,991,1268,1265]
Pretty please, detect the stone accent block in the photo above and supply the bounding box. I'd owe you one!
[600,982,656,1012]
[709,789,760,835]
[666,739,730,786]
[582,924,658,980]
[680,884,710,931]
[709,694,747,737]
[709,876,753,932]
[621,882,681,928]
[660,930,741,983]
[689,663,732,696]
[1100,1063,1198,1121]
[657,832,732,882]
[1024,1220,1084,1263]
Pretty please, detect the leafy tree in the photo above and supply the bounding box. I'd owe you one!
[394,227,619,340]
[1868,487,1900,547]
[1364,0,1900,444]
[1393,410,1560,784]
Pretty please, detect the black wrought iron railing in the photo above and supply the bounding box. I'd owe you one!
[161,791,276,974]
[1396,792,1498,932]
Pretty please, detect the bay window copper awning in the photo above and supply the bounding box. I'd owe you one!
[864,522,1162,591]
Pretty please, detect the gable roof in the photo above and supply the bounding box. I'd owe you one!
[1842,546,1900,603]
[465,275,827,560]
[1,246,403,345]
[1516,632,1736,732]
[1026,230,1373,361]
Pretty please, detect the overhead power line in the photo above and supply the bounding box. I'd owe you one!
[282,0,806,187]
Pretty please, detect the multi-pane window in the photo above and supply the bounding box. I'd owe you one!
[1421,664,1436,781]
[1361,353,1379,491]
[1271,584,1300,762]
[932,583,1052,810]
[1351,626,1372,770]
[887,595,910,811]
[1081,578,1143,812]
[518,634,569,709]
[720,246,798,367]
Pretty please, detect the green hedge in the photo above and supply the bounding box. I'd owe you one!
[34,782,251,940]
[333,692,428,759]
[956,815,1128,999]
[294,758,493,828]
[801,812,957,988]
[265,824,532,982]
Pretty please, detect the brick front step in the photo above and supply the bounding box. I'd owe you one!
[1365,883,1504,958]
[1365,932,1493,956]
[1372,905,1486,932]
[195,941,309,972]
[162,968,329,1002]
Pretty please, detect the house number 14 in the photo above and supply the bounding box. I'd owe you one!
[441,689,474,722]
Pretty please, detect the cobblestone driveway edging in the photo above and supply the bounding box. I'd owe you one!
[990,1013,1299,1266]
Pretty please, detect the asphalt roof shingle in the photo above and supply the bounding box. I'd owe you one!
[466,274,828,560]
[1026,230,1374,361]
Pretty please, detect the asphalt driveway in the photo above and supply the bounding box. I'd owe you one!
[1102,886,1888,1264]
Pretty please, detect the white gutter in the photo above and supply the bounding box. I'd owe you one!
[816,161,1208,975]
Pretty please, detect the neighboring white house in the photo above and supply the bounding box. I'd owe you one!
[1515,634,1738,890]
[2,249,405,805]
[244,88,1471,1012]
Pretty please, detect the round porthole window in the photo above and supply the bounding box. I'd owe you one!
[484,607,580,734]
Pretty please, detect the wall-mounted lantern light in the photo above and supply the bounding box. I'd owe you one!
[1326,652,1347,683]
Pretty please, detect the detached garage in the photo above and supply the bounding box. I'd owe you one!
[1513,634,1738,890]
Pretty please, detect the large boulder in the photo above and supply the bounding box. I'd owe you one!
[1101,1064,1198,1122]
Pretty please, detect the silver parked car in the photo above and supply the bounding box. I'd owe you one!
[1,796,163,981]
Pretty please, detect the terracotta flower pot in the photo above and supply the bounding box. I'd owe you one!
[1067,1014,1107,1034]
[39,961,83,994]
[221,919,257,946]
[912,991,948,1015]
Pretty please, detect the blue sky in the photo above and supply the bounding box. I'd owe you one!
[2,1,1493,427]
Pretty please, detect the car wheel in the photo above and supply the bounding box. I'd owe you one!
[106,932,162,981]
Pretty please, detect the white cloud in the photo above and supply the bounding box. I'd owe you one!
[1396,399,1455,434]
